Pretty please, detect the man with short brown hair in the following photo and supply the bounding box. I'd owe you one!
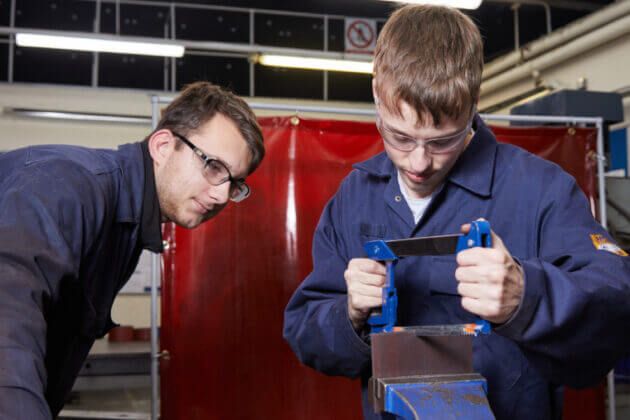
[0,81,264,418]
[284,5,630,419]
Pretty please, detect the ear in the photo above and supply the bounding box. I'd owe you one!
[148,129,176,167]
[372,78,378,104]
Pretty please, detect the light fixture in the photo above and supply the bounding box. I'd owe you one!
[380,0,482,10]
[5,108,151,125]
[256,54,373,74]
[15,33,185,58]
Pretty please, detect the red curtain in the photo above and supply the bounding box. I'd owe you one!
[160,117,598,419]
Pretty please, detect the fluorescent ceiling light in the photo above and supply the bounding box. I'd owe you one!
[16,33,185,57]
[257,54,373,74]
[381,0,482,10]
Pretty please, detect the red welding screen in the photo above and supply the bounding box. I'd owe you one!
[160,117,598,420]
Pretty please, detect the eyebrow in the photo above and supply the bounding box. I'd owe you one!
[207,153,249,181]
[384,123,414,138]
[384,121,465,139]
[207,153,234,173]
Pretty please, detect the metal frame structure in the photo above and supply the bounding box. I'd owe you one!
[1,0,386,98]
[150,96,613,420]
[0,0,582,99]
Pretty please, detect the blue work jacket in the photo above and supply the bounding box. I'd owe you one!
[283,115,630,420]
[0,143,160,418]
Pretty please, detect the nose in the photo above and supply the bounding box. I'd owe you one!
[408,143,431,173]
[209,181,231,204]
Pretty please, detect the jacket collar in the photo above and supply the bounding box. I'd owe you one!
[353,114,496,198]
[114,142,146,224]
[447,114,497,198]
[353,150,394,178]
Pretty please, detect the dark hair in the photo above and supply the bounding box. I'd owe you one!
[154,81,264,174]
[373,5,483,126]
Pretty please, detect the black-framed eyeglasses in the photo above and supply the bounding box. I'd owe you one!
[171,131,250,203]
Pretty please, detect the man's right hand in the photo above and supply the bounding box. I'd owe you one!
[344,258,386,331]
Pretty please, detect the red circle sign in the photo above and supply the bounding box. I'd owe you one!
[346,20,375,50]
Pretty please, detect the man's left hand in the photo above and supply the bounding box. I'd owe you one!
[455,222,524,324]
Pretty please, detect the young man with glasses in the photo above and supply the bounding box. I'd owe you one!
[284,5,630,420]
[0,81,264,418]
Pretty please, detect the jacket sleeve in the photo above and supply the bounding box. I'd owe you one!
[0,164,100,418]
[283,182,371,378]
[495,173,630,388]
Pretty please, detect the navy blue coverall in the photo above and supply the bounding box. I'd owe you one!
[0,142,162,418]
[283,115,630,419]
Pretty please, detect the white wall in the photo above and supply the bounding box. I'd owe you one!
[0,83,374,152]
[0,83,153,149]
[479,31,630,120]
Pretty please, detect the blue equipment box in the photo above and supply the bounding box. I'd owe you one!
[510,89,624,125]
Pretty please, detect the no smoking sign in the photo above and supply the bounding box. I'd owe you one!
[345,18,377,54]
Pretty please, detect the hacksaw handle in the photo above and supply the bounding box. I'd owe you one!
[366,260,398,333]
[456,220,492,335]
[456,220,492,252]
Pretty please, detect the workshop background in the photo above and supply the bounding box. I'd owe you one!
[0,0,629,419]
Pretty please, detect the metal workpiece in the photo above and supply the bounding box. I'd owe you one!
[393,321,491,336]
[371,332,474,382]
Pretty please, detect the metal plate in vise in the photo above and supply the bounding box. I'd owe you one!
[369,330,474,414]
[371,330,473,378]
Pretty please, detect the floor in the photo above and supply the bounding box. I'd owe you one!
[57,382,630,419]
[63,388,152,412]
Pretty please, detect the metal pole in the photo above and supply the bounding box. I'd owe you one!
[608,369,617,420]
[92,0,101,87]
[170,4,176,92]
[249,9,255,97]
[542,2,552,34]
[115,0,120,34]
[596,116,616,420]
[596,118,607,229]
[513,4,520,51]
[150,95,161,420]
[8,0,16,83]
[479,113,601,124]
[323,15,329,101]
[163,21,168,91]
[246,101,375,116]
[152,99,606,125]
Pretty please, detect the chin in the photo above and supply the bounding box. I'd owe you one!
[172,220,196,229]
[172,214,203,229]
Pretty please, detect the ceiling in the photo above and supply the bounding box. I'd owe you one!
[161,0,614,60]
[0,0,617,101]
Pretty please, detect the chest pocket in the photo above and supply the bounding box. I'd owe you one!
[428,255,459,295]
[359,223,387,242]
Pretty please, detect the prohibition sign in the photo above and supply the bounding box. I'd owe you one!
[346,20,375,50]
